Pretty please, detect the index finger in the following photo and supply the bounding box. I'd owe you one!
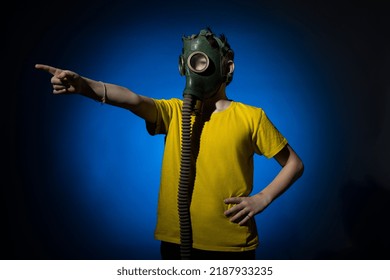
[224,197,242,204]
[35,64,59,75]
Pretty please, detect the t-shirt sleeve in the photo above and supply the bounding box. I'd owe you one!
[253,109,288,158]
[146,98,181,135]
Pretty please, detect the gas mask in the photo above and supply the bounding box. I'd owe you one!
[176,28,234,260]
[178,29,234,100]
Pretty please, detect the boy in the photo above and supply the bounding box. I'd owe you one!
[36,28,304,260]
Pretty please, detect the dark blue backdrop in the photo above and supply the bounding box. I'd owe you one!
[4,0,389,259]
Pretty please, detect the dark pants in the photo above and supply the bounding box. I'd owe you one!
[160,241,256,260]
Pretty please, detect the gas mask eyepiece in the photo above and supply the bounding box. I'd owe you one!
[179,51,210,75]
[187,51,209,73]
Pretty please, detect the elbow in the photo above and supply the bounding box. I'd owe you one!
[296,159,304,179]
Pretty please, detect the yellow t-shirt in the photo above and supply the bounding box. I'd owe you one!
[147,98,287,252]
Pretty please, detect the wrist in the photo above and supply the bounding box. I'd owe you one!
[255,192,272,206]
[98,81,107,103]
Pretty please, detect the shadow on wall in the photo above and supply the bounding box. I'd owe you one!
[318,176,390,259]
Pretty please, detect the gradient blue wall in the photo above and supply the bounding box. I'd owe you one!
[5,0,389,259]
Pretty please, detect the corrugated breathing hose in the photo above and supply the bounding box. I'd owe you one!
[178,93,194,259]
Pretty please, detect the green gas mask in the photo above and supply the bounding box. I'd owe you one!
[178,28,234,100]
[176,28,234,260]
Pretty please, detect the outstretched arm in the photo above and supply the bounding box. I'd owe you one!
[35,64,157,123]
[224,144,304,225]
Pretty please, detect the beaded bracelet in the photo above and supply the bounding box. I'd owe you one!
[99,81,107,103]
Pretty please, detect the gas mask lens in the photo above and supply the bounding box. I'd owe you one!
[187,51,209,73]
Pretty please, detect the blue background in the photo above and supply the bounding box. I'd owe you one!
[4,0,390,259]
